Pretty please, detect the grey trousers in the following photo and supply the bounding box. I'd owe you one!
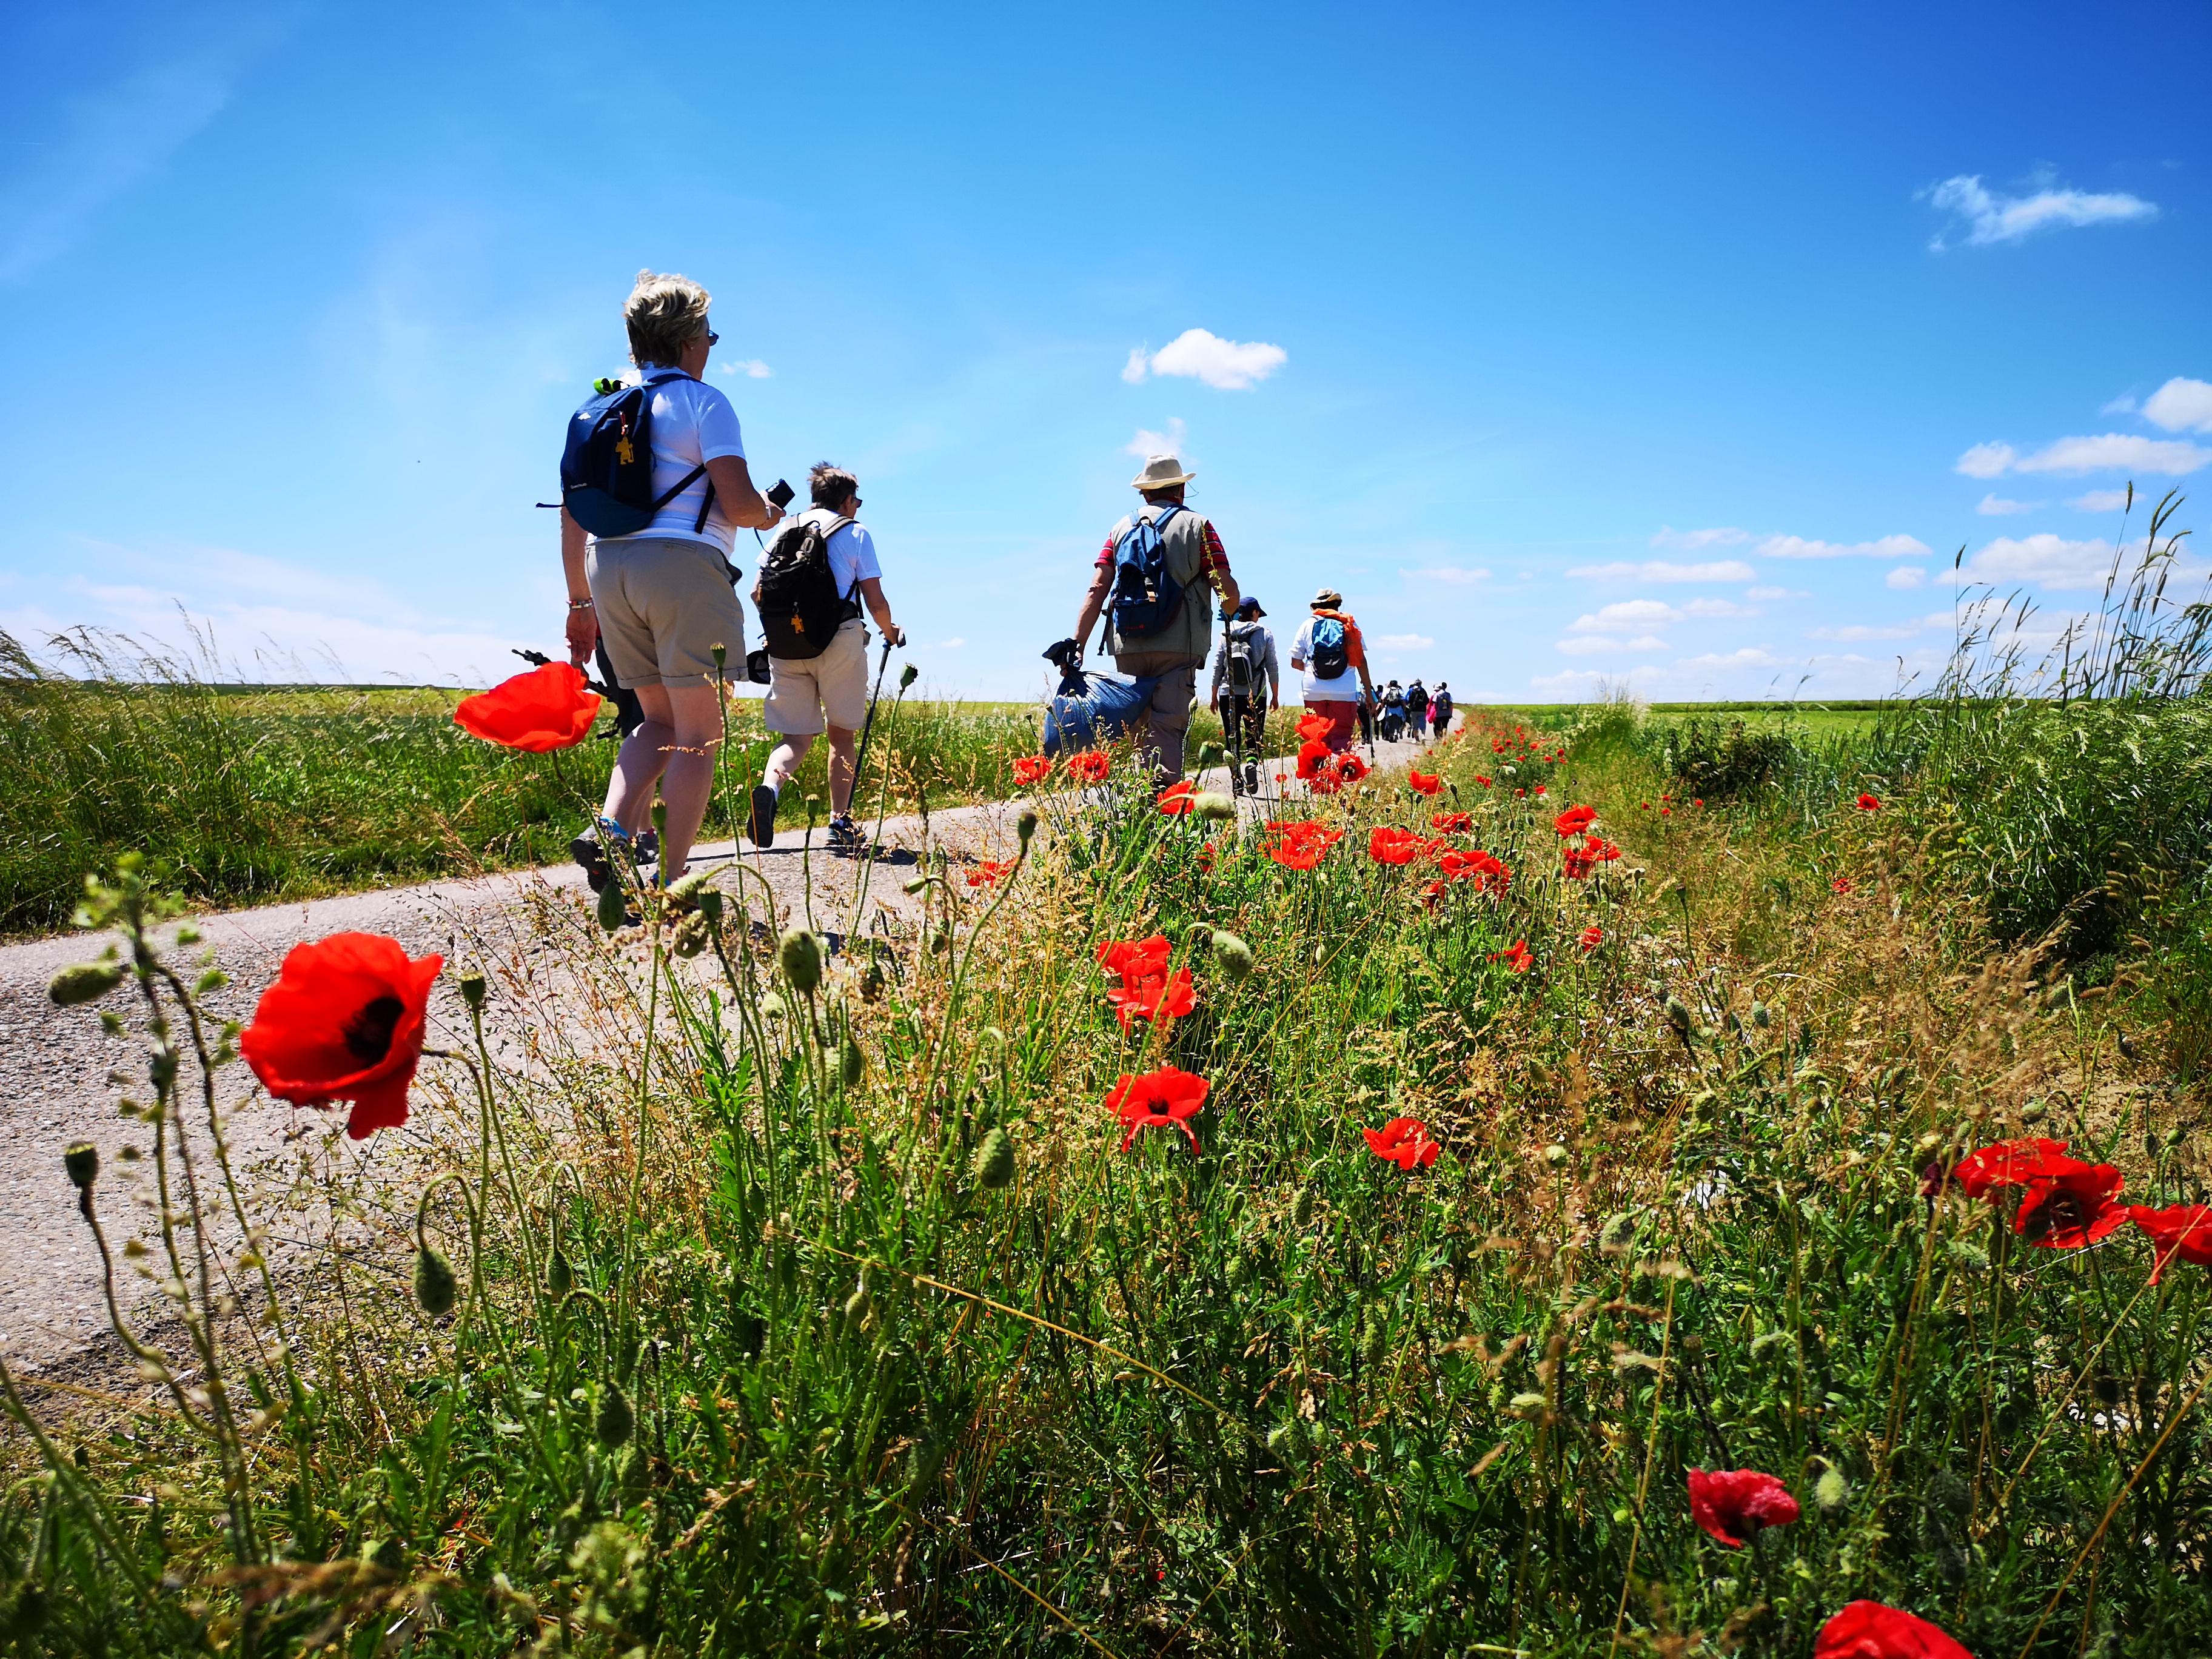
[1113,650,1204,780]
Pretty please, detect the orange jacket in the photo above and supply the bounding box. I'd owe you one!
[1307,608,1369,676]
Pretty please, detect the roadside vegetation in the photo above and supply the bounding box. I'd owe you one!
[5,496,2210,1655]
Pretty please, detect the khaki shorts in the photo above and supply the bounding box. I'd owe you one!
[587,536,747,691]
[765,618,870,734]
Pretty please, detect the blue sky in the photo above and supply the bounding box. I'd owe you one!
[4,1,2207,702]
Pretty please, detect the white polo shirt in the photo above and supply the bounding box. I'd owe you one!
[597,369,749,554]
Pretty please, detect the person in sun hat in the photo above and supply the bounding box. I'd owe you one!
[1290,586,1375,754]
[1208,593,1278,794]
[1060,454,1240,785]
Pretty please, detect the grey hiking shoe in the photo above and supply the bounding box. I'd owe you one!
[572,819,660,892]
[748,785,779,848]
[827,814,867,857]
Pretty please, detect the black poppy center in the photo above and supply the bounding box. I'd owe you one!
[343,996,406,1067]
[2026,1190,2085,1241]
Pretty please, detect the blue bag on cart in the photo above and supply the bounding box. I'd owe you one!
[1042,670,1159,757]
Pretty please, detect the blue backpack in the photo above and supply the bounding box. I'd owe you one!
[557,373,717,538]
[1309,615,1350,679]
[1107,503,1188,645]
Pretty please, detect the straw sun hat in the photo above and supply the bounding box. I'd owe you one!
[1130,455,1196,490]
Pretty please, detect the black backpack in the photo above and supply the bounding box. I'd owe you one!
[557,372,717,538]
[752,512,860,660]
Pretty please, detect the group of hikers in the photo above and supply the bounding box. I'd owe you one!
[555,269,1456,890]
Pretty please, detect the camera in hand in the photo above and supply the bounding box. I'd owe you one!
[766,479,795,510]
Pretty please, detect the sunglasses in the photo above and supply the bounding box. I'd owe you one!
[705,330,720,346]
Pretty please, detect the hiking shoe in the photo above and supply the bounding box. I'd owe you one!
[572,816,657,893]
[748,784,778,848]
[827,814,867,857]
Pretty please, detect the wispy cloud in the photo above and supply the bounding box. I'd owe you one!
[1754,533,1931,560]
[1923,173,2157,250]
[2070,489,2133,512]
[1744,586,1803,602]
[1975,494,2040,516]
[1377,634,1434,650]
[1566,560,1755,583]
[1886,566,1928,590]
[1649,526,1751,551]
[1960,433,2211,477]
[1676,647,1786,671]
[2143,377,2212,435]
[1122,329,1286,390]
[1966,534,2126,589]
[717,358,773,378]
[1566,597,1758,634]
[1124,417,1187,459]
[1399,565,1491,585]
[1808,611,1951,642]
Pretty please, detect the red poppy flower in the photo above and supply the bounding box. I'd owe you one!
[1533,784,1546,796]
[1196,840,1218,873]
[2129,1204,2212,1284]
[1474,775,1491,787]
[1832,877,1853,894]
[1658,805,1669,814]
[1687,1468,1800,1548]
[967,859,1016,888]
[2014,1159,2127,1249]
[1265,819,1343,871]
[452,662,601,752]
[1107,966,1196,1029]
[1098,934,1173,984]
[241,933,444,1139]
[1430,811,1472,833]
[1369,825,1431,865]
[1407,769,1442,796]
[1438,849,1510,894]
[1489,939,1533,974]
[1013,755,1053,785]
[1105,1066,1208,1153]
[1296,709,1332,742]
[1553,805,1597,838]
[1364,1116,1440,1170]
[1158,780,1197,816]
[1561,836,1623,881]
[1069,751,1112,783]
[1952,1138,2074,1202]
[1813,1600,1971,1659]
[1578,925,1603,951]
[1295,739,1335,782]
[1419,879,1448,909]
[1857,793,1880,812]
[1693,798,1704,807]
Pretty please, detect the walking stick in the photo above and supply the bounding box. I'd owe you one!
[1217,603,1244,796]
[848,635,896,824]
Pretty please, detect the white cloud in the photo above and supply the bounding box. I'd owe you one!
[1675,647,1787,671]
[1555,635,1623,655]
[1124,328,1287,390]
[717,358,773,378]
[1976,494,2040,515]
[1623,635,1669,650]
[1566,560,1755,583]
[1124,417,1187,460]
[1887,566,1928,590]
[1956,443,2017,478]
[2102,392,2140,416]
[1755,533,1932,561]
[1377,634,1434,650]
[1530,668,1611,692]
[939,637,966,649]
[1744,586,1804,601]
[1650,526,1751,550]
[2142,377,2212,434]
[1967,534,2121,589]
[1924,174,2158,250]
[2014,433,2211,475]
[1809,612,1951,642]
[1680,597,1759,619]
[1568,598,1680,634]
[1399,565,1491,585]
[2069,489,2133,512]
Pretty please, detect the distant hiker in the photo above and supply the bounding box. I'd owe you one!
[1379,680,1407,744]
[1062,455,1240,785]
[1406,678,1430,742]
[1209,595,1279,794]
[1289,588,1375,755]
[1430,682,1454,737]
[561,269,784,890]
[747,463,908,853]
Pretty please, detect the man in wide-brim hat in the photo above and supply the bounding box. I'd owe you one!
[1066,454,1241,785]
[1290,585,1375,754]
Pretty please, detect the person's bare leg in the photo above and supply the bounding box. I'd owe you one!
[651,683,725,878]
[763,732,815,794]
[823,724,858,815]
[602,683,678,834]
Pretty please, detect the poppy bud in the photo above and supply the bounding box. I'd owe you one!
[49,961,124,1008]
[1663,996,1695,1037]
[698,889,723,924]
[1016,808,1039,846]
[842,1284,873,1333]
[778,928,822,994]
[1196,742,1225,769]
[859,954,886,1002]
[651,802,668,836]
[1195,792,1236,822]
[899,663,918,691]
[595,1383,634,1448]
[902,874,931,894]
[1751,1002,1771,1029]
[974,1127,1015,1190]
[1361,1315,1387,1370]
[1211,931,1254,980]
[928,927,952,955]
[1293,1187,1315,1230]
[413,1244,457,1318]
[711,643,727,671]
[596,880,629,934]
[1544,1143,1569,1166]
[839,1034,866,1087]
[65,1141,99,1191]
[668,868,712,902]
[458,971,488,1011]
[546,1247,574,1298]
[672,912,712,959]
[1815,1465,1849,1514]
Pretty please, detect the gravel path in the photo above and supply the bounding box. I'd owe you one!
[0,731,1436,1400]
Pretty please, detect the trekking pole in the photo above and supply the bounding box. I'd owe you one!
[1217,603,1242,796]
[850,635,897,810]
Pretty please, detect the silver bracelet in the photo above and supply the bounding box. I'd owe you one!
[568,598,595,611]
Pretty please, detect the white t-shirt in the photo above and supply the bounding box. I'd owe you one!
[597,369,748,554]
[1292,617,1362,702]
[794,508,883,602]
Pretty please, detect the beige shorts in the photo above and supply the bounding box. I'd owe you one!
[765,618,871,734]
[586,536,747,691]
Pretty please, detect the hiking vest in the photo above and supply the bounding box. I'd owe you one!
[1102,505,1216,662]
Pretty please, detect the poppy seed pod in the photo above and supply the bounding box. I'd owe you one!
[413,1244,457,1318]
[1195,792,1236,822]
[595,1383,634,1448]
[899,663,918,691]
[1663,996,1695,1037]
[458,971,488,1011]
[697,888,723,924]
[711,642,727,672]
[49,961,124,1008]
[595,880,628,934]
[546,1247,574,1298]
[1016,808,1039,846]
[1293,1187,1316,1230]
[927,927,952,955]
[778,928,822,994]
[974,1127,1016,1190]
[1211,931,1255,980]
[1815,1464,1849,1514]
[64,1141,100,1191]
[839,1033,866,1087]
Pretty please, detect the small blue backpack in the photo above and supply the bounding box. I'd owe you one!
[557,373,717,538]
[1309,615,1350,679]
[1107,503,1187,645]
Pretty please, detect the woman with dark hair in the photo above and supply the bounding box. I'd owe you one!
[561,270,783,890]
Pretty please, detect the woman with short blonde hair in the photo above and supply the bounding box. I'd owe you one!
[561,270,785,893]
